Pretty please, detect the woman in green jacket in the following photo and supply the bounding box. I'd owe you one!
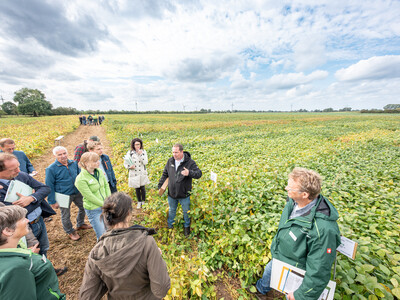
[75,152,111,240]
[0,205,65,299]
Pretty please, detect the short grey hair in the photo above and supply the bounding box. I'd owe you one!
[53,146,67,156]
[0,205,27,246]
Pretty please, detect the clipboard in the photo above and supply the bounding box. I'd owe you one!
[55,192,70,208]
[158,178,169,196]
[4,180,33,203]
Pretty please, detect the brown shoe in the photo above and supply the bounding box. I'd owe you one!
[77,224,92,230]
[54,267,68,277]
[68,231,80,241]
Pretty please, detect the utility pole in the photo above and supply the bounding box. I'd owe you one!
[0,95,4,105]
[231,103,234,112]
[291,104,293,112]
[182,104,186,112]
[135,101,138,112]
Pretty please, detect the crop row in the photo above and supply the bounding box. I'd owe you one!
[109,113,400,299]
[0,115,78,158]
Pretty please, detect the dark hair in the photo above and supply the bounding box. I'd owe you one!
[173,143,183,151]
[130,138,143,151]
[102,192,133,227]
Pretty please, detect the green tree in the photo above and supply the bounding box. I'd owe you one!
[13,88,52,116]
[339,107,352,111]
[2,101,18,115]
[383,104,400,110]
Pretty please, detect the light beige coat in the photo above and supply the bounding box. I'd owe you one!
[124,150,150,188]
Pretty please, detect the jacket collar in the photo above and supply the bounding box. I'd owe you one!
[54,159,74,167]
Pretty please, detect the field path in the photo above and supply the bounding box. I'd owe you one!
[31,124,113,299]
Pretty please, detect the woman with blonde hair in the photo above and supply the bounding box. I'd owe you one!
[0,205,65,299]
[124,138,150,209]
[80,192,170,300]
[75,152,111,240]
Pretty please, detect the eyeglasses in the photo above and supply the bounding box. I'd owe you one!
[285,186,302,193]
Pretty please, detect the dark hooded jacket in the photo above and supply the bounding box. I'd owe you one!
[158,151,202,199]
[79,225,170,300]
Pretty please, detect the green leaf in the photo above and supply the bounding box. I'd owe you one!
[379,264,391,276]
[249,286,256,293]
[362,264,375,273]
[392,288,400,299]
[376,249,386,258]
[355,274,367,284]
[390,278,399,288]
[393,266,400,275]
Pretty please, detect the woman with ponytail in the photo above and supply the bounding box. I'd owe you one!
[79,192,170,300]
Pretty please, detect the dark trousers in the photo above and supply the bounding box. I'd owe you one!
[135,186,146,202]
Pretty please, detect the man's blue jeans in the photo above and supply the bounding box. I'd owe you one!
[29,216,49,257]
[85,207,106,240]
[168,196,190,228]
[256,261,272,294]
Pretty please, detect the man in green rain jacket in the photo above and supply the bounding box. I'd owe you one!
[251,167,341,300]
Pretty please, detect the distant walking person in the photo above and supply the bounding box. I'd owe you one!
[45,146,92,241]
[124,138,150,209]
[0,138,37,176]
[158,143,202,236]
[79,192,170,300]
[75,152,111,240]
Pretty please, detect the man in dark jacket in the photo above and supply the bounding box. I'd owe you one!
[158,143,202,236]
[0,153,56,256]
[249,167,341,300]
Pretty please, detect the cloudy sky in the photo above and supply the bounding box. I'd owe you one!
[0,0,399,111]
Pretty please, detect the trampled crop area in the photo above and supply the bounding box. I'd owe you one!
[105,113,400,299]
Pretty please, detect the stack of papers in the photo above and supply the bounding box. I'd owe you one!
[4,180,33,203]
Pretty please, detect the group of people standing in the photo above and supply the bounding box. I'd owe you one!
[0,130,342,300]
[78,114,105,126]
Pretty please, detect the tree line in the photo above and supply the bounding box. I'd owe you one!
[1,88,399,116]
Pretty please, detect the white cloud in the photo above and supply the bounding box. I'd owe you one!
[267,70,328,89]
[335,55,400,81]
[0,0,399,110]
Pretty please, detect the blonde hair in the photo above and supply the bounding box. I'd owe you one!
[289,167,322,200]
[79,152,100,170]
[87,141,102,151]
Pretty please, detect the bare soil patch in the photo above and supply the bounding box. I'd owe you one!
[31,124,113,300]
